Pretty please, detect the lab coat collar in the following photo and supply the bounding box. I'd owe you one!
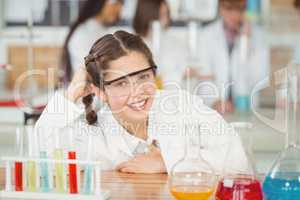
[97,91,159,161]
[98,106,133,159]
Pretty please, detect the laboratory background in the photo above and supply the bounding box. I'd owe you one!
[0,0,300,200]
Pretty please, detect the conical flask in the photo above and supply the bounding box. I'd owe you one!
[169,124,217,200]
[215,122,263,200]
[263,61,300,200]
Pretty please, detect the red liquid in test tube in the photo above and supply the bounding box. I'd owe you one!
[14,127,23,191]
[14,162,23,191]
[68,151,78,194]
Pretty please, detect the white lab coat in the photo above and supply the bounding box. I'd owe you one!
[159,31,188,88]
[198,20,269,106]
[35,89,249,174]
[143,30,188,89]
[68,18,108,71]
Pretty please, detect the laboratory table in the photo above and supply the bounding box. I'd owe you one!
[0,168,173,200]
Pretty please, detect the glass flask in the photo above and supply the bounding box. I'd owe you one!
[215,122,263,200]
[263,61,300,200]
[169,124,217,200]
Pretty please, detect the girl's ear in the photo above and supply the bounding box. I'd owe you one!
[91,84,108,102]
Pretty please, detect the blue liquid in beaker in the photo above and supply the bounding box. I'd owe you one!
[263,173,300,200]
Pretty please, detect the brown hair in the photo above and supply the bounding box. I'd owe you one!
[220,0,246,9]
[295,0,300,9]
[60,0,124,84]
[83,30,156,125]
[133,0,169,37]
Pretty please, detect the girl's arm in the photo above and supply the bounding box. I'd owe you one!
[35,67,93,129]
[116,145,167,174]
[34,68,95,156]
[34,90,84,129]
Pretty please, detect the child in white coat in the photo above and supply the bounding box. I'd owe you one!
[35,31,249,174]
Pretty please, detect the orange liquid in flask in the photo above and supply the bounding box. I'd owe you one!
[171,185,213,200]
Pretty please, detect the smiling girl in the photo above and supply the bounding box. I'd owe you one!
[35,31,249,174]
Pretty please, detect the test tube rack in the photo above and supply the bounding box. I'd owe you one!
[0,156,110,200]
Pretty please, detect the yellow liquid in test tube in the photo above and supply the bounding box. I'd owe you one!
[27,161,37,192]
[171,186,213,200]
[54,149,64,192]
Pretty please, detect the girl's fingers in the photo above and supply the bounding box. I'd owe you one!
[115,162,125,171]
[116,161,131,171]
[83,83,94,96]
[120,167,136,173]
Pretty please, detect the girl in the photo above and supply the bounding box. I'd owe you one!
[61,0,123,84]
[133,0,188,89]
[36,31,248,174]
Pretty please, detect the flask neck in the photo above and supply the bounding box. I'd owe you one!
[184,132,202,160]
[287,65,300,147]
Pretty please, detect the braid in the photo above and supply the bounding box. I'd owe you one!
[82,94,98,125]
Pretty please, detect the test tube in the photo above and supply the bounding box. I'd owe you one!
[53,130,65,193]
[26,124,37,192]
[40,151,50,192]
[38,130,50,192]
[94,166,101,195]
[68,131,78,194]
[83,134,93,194]
[15,162,23,191]
[14,127,23,191]
[5,161,12,191]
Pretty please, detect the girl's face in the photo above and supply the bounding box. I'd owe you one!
[100,51,156,124]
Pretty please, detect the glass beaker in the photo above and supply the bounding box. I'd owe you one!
[263,62,300,200]
[169,124,217,200]
[215,122,263,200]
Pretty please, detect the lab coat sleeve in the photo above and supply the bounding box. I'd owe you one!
[203,114,250,175]
[35,90,84,129]
[34,91,116,169]
[158,92,249,174]
[186,93,250,174]
[34,90,84,152]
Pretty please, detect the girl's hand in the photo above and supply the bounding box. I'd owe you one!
[116,146,167,174]
[65,67,93,102]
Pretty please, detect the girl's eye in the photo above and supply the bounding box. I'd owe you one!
[139,73,151,80]
[114,80,128,88]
